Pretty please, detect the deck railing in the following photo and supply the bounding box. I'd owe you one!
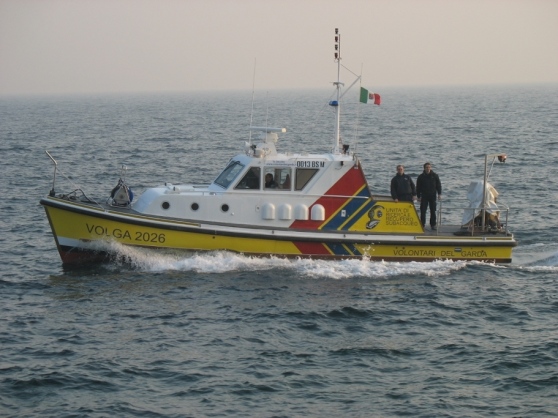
[434,198,510,236]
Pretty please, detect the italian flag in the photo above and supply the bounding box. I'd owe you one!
[360,87,381,105]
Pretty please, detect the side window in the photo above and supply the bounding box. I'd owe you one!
[264,167,292,190]
[277,168,291,190]
[235,167,261,190]
[295,168,318,191]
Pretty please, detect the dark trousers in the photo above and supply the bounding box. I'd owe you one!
[420,195,437,227]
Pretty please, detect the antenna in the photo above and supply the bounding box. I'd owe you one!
[249,58,256,144]
[332,28,343,154]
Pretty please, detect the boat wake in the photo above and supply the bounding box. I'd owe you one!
[516,254,558,271]
[510,243,558,271]
[99,241,469,279]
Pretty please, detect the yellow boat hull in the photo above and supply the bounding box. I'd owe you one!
[42,197,515,264]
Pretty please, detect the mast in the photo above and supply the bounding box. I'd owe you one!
[332,28,343,154]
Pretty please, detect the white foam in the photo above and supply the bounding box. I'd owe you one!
[96,241,470,279]
[292,257,468,279]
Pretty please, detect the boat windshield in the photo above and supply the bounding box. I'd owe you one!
[214,161,245,189]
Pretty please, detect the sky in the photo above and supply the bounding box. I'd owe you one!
[1,0,557,96]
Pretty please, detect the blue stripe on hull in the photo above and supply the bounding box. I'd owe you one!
[322,191,376,231]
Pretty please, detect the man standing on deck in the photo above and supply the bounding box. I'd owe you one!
[391,165,417,203]
[416,162,442,230]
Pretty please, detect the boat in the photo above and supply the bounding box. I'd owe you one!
[40,29,517,264]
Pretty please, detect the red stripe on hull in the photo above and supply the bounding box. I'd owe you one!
[292,241,332,256]
[326,161,369,197]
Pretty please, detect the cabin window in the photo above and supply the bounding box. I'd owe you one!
[214,161,245,189]
[235,167,261,190]
[295,168,319,191]
[264,167,292,190]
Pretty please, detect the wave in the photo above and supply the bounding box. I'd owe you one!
[94,241,471,279]
[514,251,558,272]
[510,242,558,270]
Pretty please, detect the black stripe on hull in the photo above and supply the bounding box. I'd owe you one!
[56,244,512,265]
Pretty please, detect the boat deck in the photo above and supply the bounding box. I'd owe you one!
[421,224,511,237]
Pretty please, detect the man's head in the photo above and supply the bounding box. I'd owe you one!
[396,165,404,174]
[423,162,432,173]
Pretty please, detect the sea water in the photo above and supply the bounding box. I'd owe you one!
[0,85,557,417]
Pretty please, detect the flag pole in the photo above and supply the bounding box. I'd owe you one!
[333,28,343,154]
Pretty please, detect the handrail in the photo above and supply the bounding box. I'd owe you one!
[44,150,104,210]
[45,151,57,196]
[436,198,510,236]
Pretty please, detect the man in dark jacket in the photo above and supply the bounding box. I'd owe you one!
[416,162,442,230]
[390,165,416,202]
